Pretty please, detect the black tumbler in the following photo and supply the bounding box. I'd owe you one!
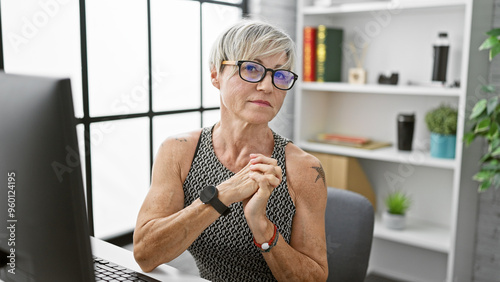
[397,113,415,151]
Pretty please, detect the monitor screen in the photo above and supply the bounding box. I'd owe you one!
[0,72,95,281]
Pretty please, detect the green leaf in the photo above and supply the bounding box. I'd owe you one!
[480,152,492,164]
[488,97,499,115]
[493,124,500,140]
[490,138,500,151]
[464,131,476,146]
[479,36,500,50]
[474,170,493,181]
[488,122,500,140]
[496,113,500,125]
[482,85,496,93]
[486,28,500,37]
[492,146,500,157]
[478,180,492,192]
[481,160,500,170]
[470,99,487,120]
[491,43,500,61]
[475,118,491,133]
[491,121,499,133]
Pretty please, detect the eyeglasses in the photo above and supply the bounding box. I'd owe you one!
[221,60,298,90]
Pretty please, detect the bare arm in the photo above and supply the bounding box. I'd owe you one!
[133,132,216,272]
[244,146,328,281]
[133,132,264,272]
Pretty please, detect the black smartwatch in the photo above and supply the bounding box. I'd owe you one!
[200,185,231,216]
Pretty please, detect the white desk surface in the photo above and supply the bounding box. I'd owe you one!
[91,237,207,282]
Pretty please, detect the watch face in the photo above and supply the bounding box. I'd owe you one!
[200,185,217,203]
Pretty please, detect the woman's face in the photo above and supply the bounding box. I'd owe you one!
[212,52,289,125]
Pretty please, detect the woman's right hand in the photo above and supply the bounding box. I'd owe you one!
[217,162,260,206]
[218,154,281,217]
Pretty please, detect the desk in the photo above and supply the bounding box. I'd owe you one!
[91,237,207,282]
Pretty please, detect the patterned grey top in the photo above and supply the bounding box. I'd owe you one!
[183,126,296,281]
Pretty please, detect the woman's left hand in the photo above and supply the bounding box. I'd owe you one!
[243,153,282,236]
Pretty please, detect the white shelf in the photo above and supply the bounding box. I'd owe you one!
[299,141,457,169]
[374,216,450,253]
[303,0,466,15]
[300,82,462,97]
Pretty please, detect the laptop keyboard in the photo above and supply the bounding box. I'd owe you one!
[93,256,160,282]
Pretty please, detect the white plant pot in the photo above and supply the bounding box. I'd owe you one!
[382,211,406,230]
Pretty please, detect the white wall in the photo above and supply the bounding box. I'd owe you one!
[249,0,297,140]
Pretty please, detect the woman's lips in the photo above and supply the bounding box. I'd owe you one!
[250,100,271,107]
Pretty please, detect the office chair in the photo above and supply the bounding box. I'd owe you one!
[325,187,374,282]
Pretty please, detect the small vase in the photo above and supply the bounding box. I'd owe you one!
[382,211,406,230]
[430,133,456,159]
[348,68,367,85]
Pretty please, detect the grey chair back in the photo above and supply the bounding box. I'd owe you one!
[325,187,374,282]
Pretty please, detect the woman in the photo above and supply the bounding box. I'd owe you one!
[133,20,328,281]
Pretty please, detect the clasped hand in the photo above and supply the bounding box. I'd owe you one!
[219,153,282,232]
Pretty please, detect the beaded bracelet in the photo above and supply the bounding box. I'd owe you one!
[253,224,279,253]
[261,230,279,253]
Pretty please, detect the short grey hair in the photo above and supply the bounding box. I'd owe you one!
[209,20,296,77]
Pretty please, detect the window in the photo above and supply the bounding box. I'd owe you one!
[0,0,246,240]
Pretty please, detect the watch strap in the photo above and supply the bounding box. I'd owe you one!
[210,196,230,216]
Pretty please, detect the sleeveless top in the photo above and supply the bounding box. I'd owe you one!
[183,126,296,282]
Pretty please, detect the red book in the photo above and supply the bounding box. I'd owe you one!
[303,27,317,82]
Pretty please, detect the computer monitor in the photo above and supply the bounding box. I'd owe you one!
[0,72,95,281]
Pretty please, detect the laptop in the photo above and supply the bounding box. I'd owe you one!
[0,72,159,282]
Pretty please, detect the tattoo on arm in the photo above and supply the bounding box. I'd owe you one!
[312,164,326,186]
[175,138,188,142]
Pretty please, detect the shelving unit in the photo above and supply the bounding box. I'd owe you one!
[373,216,450,253]
[294,1,493,281]
[301,141,457,169]
[303,0,467,15]
[301,82,462,96]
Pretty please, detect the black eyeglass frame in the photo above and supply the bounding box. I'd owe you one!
[222,60,299,90]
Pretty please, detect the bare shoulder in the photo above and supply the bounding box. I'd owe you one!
[285,143,327,205]
[154,129,202,182]
[158,129,201,158]
[158,129,202,158]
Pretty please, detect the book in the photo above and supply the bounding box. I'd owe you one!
[311,133,391,150]
[316,25,343,82]
[310,138,392,150]
[303,27,317,82]
[317,133,371,145]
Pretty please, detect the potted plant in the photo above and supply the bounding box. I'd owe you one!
[464,27,500,191]
[425,104,458,159]
[382,190,411,230]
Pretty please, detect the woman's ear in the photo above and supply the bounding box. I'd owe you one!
[211,67,220,89]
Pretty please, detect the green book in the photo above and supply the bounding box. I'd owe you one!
[316,25,343,82]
